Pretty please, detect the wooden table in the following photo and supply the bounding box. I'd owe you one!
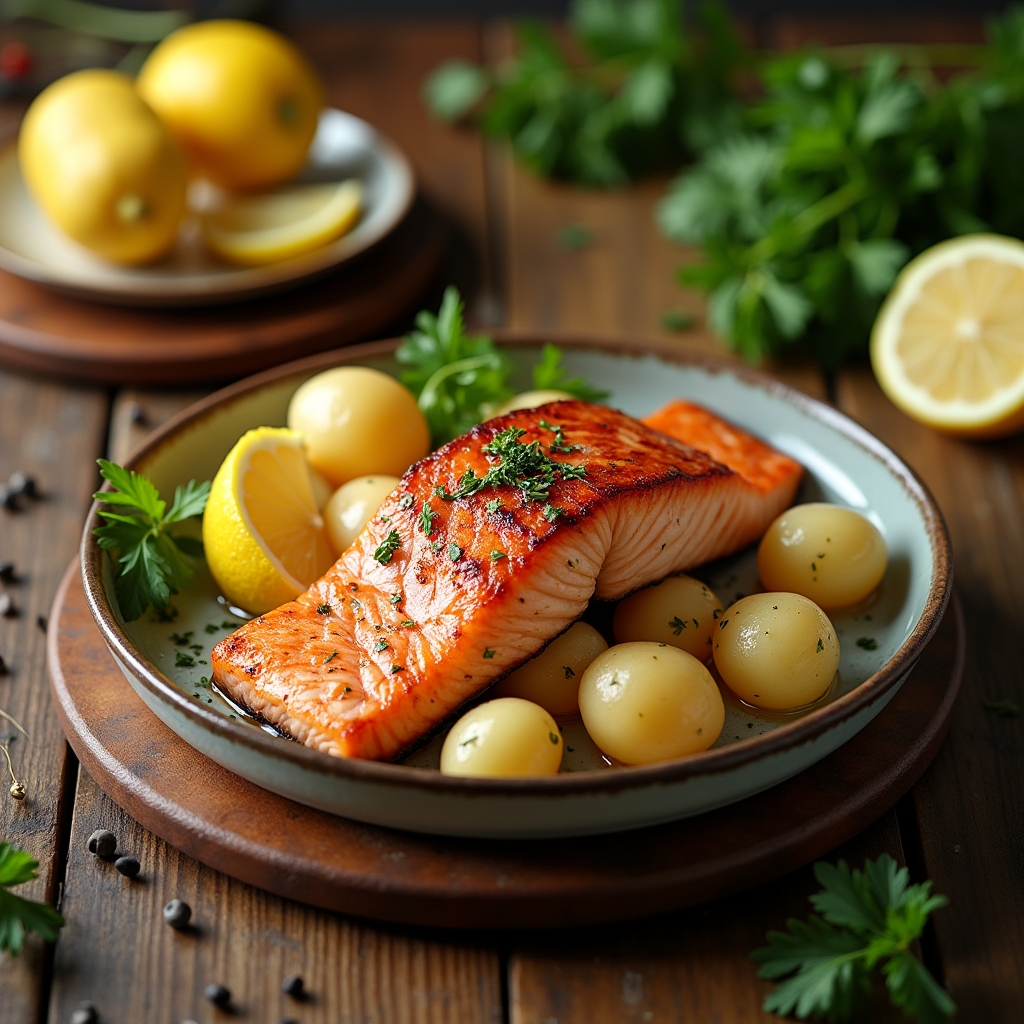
[2,18,1022,1024]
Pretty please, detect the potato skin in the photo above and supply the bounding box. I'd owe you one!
[324,475,400,554]
[287,368,430,487]
[578,642,724,764]
[613,574,723,661]
[493,621,608,716]
[440,698,563,778]
[758,503,887,609]
[713,592,839,710]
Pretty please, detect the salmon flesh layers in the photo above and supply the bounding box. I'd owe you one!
[212,400,803,760]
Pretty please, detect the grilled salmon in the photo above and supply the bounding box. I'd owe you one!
[212,400,803,761]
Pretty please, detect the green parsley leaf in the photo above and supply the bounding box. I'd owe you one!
[418,502,439,536]
[92,460,210,622]
[374,639,388,652]
[491,550,506,560]
[483,648,495,659]
[373,531,402,565]
[856,637,879,651]
[423,59,490,121]
[0,842,64,955]
[448,543,462,562]
[753,853,954,1023]
[316,603,330,615]
[533,344,610,403]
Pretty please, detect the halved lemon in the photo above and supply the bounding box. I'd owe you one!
[871,234,1024,438]
[203,427,337,615]
[201,179,362,267]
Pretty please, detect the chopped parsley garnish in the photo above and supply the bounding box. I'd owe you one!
[483,648,496,659]
[563,665,575,679]
[459,734,478,748]
[373,530,402,565]
[418,502,438,536]
[324,650,338,664]
[170,631,193,646]
[719,618,729,629]
[316,603,330,615]
[391,664,404,673]
[490,549,506,560]
[398,493,415,509]
[401,620,415,628]
[435,424,587,506]
[668,616,686,634]
[174,652,195,668]
[542,504,566,522]
[390,593,403,604]
[549,732,560,744]
[374,640,388,652]
[816,638,825,652]
[856,637,879,651]
[380,515,391,523]
[448,543,462,562]
[485,499,502,513]
[344,686,352,693]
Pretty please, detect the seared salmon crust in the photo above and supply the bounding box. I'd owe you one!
[212,400,802,761]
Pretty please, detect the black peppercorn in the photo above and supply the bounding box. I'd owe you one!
[163,898,192,929]
[281,974,305,998]
[0,654,7,676]
[0,560,13,582]
[0,485,17,511]
[36,615,47,634]
[114,856,140,878]
[87,829,117,858]
[204,983,231,1008]
[7,472,37,499]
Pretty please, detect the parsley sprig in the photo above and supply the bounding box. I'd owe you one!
[92,460,210,622]
[397,287,608,446]
[0,842,65,956]
[753,854,954,1023]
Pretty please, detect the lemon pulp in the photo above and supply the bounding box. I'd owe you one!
[871,234,1024,437]
[202,179,362,266]
[203,427,336,615]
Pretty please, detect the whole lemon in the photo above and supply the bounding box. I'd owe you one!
[19,69,187,265]
[137,20,324,190]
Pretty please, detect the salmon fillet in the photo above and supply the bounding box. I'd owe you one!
[212,400,803,761]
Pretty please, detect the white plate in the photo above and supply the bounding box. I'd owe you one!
[81,337,952,838]
[0,108,414,306]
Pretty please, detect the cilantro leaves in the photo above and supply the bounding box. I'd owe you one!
[753,853,954,1023]
[397,288,606,446]
[92,460,210,622]
[0,842,64,956]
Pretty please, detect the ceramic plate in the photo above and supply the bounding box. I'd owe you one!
[81,336,951,838]
[0,109,414,306]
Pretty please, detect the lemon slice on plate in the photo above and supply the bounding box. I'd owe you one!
[871,234,1024,438]
[201,179,362,267]
[203,427,337,615]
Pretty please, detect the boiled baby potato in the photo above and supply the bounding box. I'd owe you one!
[492,622,608,716]
[440,698,563,778]
[613,574,723,661]
[324,474,400,554]
[758,503,887,609]
[491,389,574,416]
[713,593,839,710]
[578,642,724,765]
[287,367,430,487]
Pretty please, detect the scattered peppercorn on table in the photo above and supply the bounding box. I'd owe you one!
[1,17,1022,1024]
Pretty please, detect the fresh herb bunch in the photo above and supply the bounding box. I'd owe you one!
[0,842,65,956]
[93,460,210,622]
[659,6,1024,368]
[396,287,608,446]
[753,853,955,1023]
[424,0,743,185]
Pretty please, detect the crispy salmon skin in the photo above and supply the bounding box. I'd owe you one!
[212,400,802,761]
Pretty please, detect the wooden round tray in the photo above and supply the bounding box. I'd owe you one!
[0,200,446,385]
[48,563,963,929]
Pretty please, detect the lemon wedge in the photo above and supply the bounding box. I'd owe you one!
[201,179,362,266]
[203,427,337,615]
[871,234,1024,438]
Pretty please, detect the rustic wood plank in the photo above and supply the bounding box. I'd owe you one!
[292,20,498,321]
[0,369,108,1024]
[510,815,910,1024]
[836,367,1024,1017]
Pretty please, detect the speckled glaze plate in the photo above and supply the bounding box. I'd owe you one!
[81,336,952,838]
[0,108,414,306]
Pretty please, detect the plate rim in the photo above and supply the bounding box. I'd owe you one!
[80,333,954,796]
[0,108,415,305]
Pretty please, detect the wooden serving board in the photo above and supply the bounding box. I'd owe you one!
[0,200,446,385]
[48,562,963,929]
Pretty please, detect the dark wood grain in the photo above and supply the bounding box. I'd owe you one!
[836,367,1024,1018]
[0,369,108,1024]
